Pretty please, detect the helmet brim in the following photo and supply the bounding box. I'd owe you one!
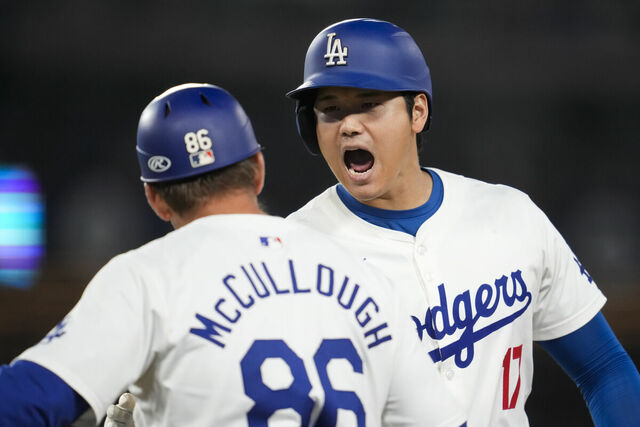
[286,69,429,100]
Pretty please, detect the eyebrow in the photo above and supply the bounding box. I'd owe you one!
[315,91,382,103]
[315,94,336,103]
[356,91,382,98]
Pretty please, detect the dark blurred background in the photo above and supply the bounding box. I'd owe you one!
[1,1,638,425]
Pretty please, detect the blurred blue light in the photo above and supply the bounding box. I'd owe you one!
[0,166,45,288]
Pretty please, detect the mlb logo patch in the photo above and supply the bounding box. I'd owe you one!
[259,236,283,247]
[190,150,215,168]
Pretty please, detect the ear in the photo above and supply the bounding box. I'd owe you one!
[144,183,173,222]
[411,93,429,133]
[251,152,266,196]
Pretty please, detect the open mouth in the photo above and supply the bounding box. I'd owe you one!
[344,149,374,175]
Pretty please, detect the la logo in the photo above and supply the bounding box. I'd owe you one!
[324,32,348,66]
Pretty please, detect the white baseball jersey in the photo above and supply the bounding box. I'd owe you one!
[287,168,607,426]
[17,214,466,427]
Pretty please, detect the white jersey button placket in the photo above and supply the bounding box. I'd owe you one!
[413,241,445,361]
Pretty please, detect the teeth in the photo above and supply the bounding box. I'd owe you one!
[348,167,368,175]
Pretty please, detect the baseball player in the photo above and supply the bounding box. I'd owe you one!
[0,83,467,426]
[286,18,640,426]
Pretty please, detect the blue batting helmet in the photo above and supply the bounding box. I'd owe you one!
[137,83,261,182]
[287,18,432,155]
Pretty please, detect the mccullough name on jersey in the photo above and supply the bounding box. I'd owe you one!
[189,258,392,350]
[411,268,532,369]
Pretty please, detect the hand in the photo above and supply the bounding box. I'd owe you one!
[104,392,136,427]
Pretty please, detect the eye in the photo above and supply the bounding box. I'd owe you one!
[361,102,379,111]
[315,103,339,115]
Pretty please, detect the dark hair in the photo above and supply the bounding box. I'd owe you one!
[149,157,259,216]
[402,92,427,151]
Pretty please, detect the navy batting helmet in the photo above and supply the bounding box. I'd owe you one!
[137,83,261,182]
[287,18,432,155]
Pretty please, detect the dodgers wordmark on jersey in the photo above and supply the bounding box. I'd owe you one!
[16,214,466,427]
[287,168,606,426]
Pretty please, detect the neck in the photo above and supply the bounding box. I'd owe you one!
[171,190,264,229]
[365,167,433,211]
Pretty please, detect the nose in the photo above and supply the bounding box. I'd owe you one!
[339,112,364,137]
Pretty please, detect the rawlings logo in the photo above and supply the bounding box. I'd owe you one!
[412,269,532,369]
[148,155,171,173]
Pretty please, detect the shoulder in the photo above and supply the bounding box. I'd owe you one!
[423,168,560,249]
[287,186,405,243]
[288,186,339,218]
[98,214,288,279]
[435,168,533,204]
[84,214,298,307]
[433,168,546,221]
[287,185,350,231]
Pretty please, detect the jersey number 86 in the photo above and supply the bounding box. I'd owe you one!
[241,338,365,426]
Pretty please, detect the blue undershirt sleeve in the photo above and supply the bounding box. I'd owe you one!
[537,311,640,426]
[0,360,89,426]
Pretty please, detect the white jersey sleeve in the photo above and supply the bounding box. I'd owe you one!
[17,252,164,422]
[529,201,606,340]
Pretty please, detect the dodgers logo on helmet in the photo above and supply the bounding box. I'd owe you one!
[136,83,261,183]
[324,32,348,66]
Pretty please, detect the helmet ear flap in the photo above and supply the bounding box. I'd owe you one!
[295,101,320,155]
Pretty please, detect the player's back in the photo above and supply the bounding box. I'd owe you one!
[122,214,463,426]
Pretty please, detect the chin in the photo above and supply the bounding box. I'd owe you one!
[342,182,380,204]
